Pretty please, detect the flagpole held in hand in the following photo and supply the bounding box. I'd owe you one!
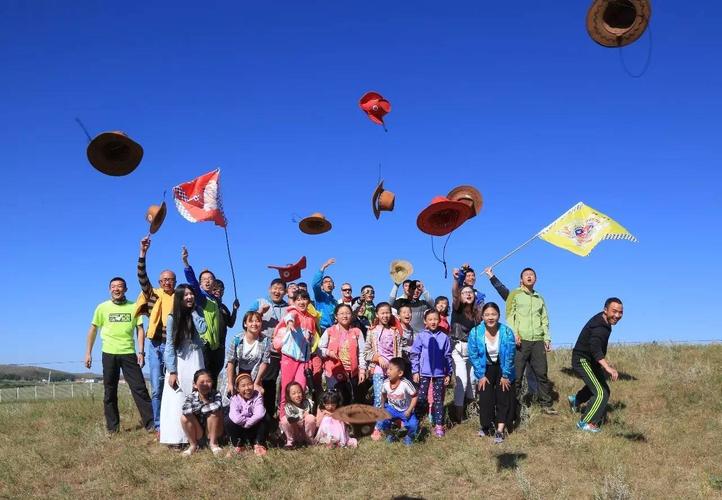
[223,226,238,302]
[487,233,540,270]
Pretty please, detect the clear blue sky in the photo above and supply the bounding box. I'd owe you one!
[1,1,720,373]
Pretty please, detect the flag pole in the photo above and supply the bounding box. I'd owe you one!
[487,233,540,269]
[223,226,238,301]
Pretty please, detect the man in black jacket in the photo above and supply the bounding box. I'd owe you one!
[569,298,624,432]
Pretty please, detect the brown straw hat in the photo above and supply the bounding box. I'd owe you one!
[299,213,332,235]
[372,181,396,219]
[586,0,651,48]
[447,185,483,219]
[145,201,167,234]
[389,260,414,284]
[86,131,144,176]
[416,196,474,237]
[332,404,390,424]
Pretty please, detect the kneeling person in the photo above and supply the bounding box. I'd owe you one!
[180,369,223,456]
[378,357,418,445]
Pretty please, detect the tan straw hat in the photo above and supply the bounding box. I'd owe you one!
[86,131,144,176]
[332,404,390,424]
[299,213,332,235]
[586,0,651,48]
[372,181,396,219]
[447,185,483,219]
[145,201,167,234]
[389,259,414,284]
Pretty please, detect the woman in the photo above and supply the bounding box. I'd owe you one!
[160,284,207,446]
[319,303,367,405]
[220,311,271,406]
[449,284,483,423]
[467,302,516,444]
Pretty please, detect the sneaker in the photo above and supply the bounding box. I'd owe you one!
[568,395,579,413]
[402,435,414,446]
[385,435,396,444]
[493,431,505,444]
[371,428,382,441]
[181,445,198,457]
[477,428,487,437]
[210,445,223,456]
[541,406,559,415]
[576,421,601,433]
[434,425,445,438]
[253,444,268,456]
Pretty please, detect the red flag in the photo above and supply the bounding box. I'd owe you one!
[172,169,227,227]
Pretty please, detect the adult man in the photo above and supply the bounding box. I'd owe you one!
[181,247,223,386]
[484,267,558,415]
[338,283,354,305]
[352,284,376,335]
[211,279,240,371]
[570,298,623,432]
[85,277,153,433]
[312,258,337,331]
[390,279,434,333]
[249,278,289,417]
[135,236,176,431]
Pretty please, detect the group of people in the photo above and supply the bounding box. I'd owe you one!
[84,236,625,456]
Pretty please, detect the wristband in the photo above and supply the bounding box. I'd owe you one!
[138,352,145,355]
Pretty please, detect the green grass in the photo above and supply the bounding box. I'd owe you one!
[1,344,721,499]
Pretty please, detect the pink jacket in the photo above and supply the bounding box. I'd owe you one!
[229,391,266,428]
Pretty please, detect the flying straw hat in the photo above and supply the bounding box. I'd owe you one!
[268,256,307,282]
[332,404,391,424]
[372,181,396,219]
[416,196,474,237]
[447,185,483,219]
[586,0,651,48]
[145,201,167,234]
[389,260,414,284]
[86,131,144,176]
[298,213,332,235]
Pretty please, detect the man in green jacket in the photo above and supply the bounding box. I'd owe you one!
[484,267,558,415]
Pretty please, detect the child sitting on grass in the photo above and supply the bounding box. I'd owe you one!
[280,381,316,448]
[378,357,418,445]
[180,369,223,456]
[315,390,357,448]
[411,309,453,437]
[226,373,268,456]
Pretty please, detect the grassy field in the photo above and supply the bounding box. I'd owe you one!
[1,344,721,499]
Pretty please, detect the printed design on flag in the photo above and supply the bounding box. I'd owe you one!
[172,169,227,227]
[557,214,609,247]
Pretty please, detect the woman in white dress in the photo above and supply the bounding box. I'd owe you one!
[159,284,207,445]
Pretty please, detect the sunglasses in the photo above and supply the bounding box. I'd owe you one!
[342,288,352,292]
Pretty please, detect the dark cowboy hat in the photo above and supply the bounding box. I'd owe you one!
[416,196,474,237]
[372,181,396,219]
[145,201,167,234]
[332,404,390,424]
[268,256,307,282]
[586,0,651,48]
[299,213,332,235]
[86,131,144,176]
[359,91,391,126]
[447,185,483,219]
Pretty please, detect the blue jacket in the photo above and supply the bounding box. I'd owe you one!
[410,329,453,377]
[312,269,336,330]
[467,323,516,382]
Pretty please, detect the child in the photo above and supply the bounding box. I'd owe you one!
[378,357,418,445]
[280,381,316,448]
[315,391,357,448]
[435,296,450,334]
[180,369,224,456]
[411,309,453,437]
[226,373,268,456]
[363,303,402,403]
[396,304,415,367]
[273,290,316,416]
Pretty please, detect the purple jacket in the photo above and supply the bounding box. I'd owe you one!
[229,391,266,428]
[410,329,453,377]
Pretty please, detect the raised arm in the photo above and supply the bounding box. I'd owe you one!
[137,237,155,299]
[181,246,204,304]
[484,267,510,301]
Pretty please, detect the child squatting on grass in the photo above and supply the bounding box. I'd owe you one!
[180,369,224,456]
[377,357,418,445]
[226,373,268,456]
[280,381,316,448]
[315,390,357,448]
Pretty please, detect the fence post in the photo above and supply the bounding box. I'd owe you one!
[17,387,20,400]
[0,388,2,403]
[71,384,74,398]
[35,386,38,400]
[52,384,56,399]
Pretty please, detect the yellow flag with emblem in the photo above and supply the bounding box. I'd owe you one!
[538,202,638,256]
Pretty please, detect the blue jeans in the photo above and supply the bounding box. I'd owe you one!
[147,337,165,430]
[378,404,418,439]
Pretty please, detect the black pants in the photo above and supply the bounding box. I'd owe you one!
[334,376,361,406]
[225,415,268,447]
[102,352,153,432]
[514,340,553,407]
[202,343,224,388]
[261,352,281,420]
[572,354,610,426]
[478,362,515,430]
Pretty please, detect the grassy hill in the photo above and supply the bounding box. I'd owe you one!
[0,364,100,383]
[0,343,720,499]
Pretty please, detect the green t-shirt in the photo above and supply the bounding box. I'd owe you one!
[91,300,142,355]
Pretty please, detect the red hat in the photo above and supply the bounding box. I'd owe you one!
[359,91,391,126]
[268,256,307,282]
[416,196,474,236]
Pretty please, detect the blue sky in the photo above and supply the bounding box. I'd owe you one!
[1,1,720,373]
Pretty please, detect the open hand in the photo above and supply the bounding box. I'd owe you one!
[181,246,189,266]
[477,376,489,391]
[500,377,511,392]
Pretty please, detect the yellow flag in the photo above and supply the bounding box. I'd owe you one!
[538,202,637,256]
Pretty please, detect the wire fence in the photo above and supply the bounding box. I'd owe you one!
[0,382,145,404]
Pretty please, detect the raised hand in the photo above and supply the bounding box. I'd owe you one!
[181,246,189,266]
[140,236,151,257]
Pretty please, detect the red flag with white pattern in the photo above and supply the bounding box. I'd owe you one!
[172,169,227,227]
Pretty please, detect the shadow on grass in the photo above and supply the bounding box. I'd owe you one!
[607,401,627,412]
[392,496,426,500]
[495,452,528,472]
[614,431,647,442]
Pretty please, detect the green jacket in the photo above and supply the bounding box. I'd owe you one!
[200,298,220,350]
[506,287,550,342]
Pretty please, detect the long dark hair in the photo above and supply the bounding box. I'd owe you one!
[171,284,198,349]
[454,285,483,325]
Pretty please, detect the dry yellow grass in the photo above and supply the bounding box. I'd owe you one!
[1,344,721,499]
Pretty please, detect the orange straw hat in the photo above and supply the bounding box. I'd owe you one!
[586,0,651,48]
[416,196,474,237]
[447,185,483,219]
[299,213,332,235]
[372,181,396,219]
[332,404,391,424]
[145,201,167,234]
[86,131,144,176]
